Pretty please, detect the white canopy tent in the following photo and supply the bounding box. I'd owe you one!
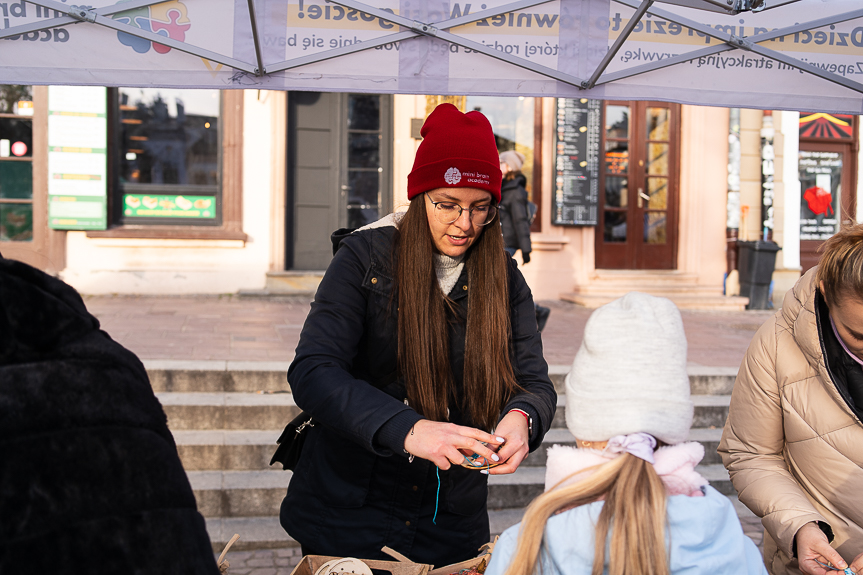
[0,0,860,112]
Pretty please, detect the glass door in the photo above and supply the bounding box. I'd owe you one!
[595,101,679,270]
[344,94,391,229]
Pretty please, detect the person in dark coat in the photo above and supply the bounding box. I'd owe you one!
[498,150,532,264]
[280,104,557,566]
[499,150,550,332]
[0,255,219,575]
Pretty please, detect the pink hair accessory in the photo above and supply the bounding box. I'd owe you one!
[604,433,657,464]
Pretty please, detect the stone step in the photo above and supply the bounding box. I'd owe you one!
[174,430,282,470]
[160,392,729,432]
[561,292,748,311]
[206,515,297,552]
[157,392,301,430]
[189,464,733,519]
[145,361,737,396]
[147,360,293,393]
[548,365,737,395]
[549,394,730,430]
[522,427,724,467]
[190,469,289,518]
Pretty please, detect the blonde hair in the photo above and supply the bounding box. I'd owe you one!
[503,453,669,575]
[815,223,863,305]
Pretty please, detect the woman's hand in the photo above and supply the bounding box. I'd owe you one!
[403,419,505,470]
[795,522,847,575]
[848,553,863,574]
[487,410,530,475]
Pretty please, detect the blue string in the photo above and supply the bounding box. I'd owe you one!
[432,457,492,526]
[433,467,441,525]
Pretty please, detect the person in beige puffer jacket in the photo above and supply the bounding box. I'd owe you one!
[719,225,863,575]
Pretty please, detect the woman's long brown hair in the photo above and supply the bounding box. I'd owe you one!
[503,453,670,575]
[395,194,518,432]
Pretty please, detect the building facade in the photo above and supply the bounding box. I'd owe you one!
[1,86,859,306]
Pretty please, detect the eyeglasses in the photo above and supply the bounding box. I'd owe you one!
[425,193,498,226]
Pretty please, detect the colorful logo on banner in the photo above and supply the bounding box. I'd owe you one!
[799,112,854,140]
[113,1,191,54]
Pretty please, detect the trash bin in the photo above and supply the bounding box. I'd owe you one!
[737,240,781,310]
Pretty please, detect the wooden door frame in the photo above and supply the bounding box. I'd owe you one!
[0,86,66,274]
[799,139,858,273]
[595,100,681,270]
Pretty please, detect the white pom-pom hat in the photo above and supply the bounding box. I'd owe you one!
[565,292,693,445]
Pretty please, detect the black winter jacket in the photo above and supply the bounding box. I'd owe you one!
[0,257,218,575]
[281,223,556,566]
[499,175,532,257]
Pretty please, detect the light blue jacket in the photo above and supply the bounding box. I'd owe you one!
[485,486,767,575]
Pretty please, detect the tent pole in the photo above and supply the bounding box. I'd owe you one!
[596,44,731,84]
[584,0,654,89]
[246,0,266,75]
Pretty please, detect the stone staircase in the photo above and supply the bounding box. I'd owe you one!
[560,270,748,311]
[147,361,738,552]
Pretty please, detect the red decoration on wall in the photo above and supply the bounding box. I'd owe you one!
[804,186,834,216]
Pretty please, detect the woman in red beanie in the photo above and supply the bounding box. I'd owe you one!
[281,103,556,565]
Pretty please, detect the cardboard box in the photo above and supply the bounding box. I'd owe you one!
[290,554,429,575]
[290,539,497,575]
[428,537,497,575]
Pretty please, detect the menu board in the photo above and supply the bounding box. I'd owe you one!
[552,98,601,226]
[47,86,107,230]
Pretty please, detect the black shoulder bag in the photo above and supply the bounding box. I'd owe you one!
[269,412,314,471]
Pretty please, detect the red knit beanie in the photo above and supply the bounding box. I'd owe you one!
[407,103,502,202]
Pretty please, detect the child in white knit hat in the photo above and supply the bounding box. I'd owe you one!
[484,292,767,575]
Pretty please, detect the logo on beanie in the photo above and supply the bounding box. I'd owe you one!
[444,167,462,185]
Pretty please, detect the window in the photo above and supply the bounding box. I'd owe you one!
[797,112,858,272]
[467,96,536,182]
[0,85,34,241]
[346,94,383,229]
[114,88,221,225]
[465,96,540,228]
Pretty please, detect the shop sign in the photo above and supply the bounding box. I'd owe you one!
[122,194,216,219]
[799,150,841,241]
[552,97,601,226]
[47,86,107,231]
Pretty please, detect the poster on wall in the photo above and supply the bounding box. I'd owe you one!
[798,149,841,241]
[47,86,108,231]
[122,194,216,219]
[552,97,601,226]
